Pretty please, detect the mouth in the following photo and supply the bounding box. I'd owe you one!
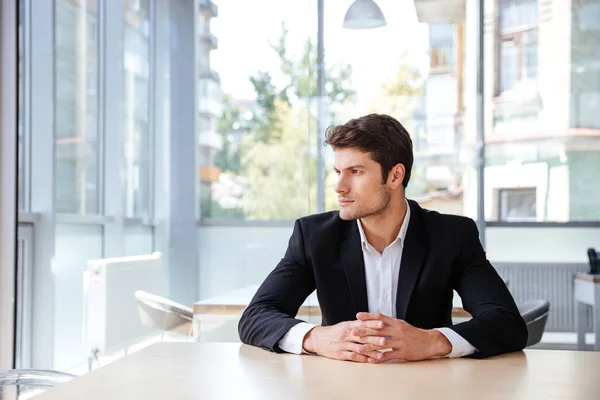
[338,199,354,207]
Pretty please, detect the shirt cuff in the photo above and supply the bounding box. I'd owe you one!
[434,327,478,358]
[277,322,317,354]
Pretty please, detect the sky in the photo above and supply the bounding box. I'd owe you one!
[210,0,430,107]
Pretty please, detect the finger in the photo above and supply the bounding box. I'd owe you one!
[377,349,405,362]
[364,350,385,363]
[340,351,369,363]
[355,335,388,347]
[345,342,385,358]
[356,312,394,324]
[351,327,390,337]
[349,319,384,329]
[353,343,386,355]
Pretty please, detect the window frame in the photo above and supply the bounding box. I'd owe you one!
[495,0,539,96]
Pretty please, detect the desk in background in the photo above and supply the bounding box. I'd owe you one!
[35,342,600,399]
[574,272,600,350]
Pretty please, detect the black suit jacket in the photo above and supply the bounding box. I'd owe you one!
[238,200,527,358]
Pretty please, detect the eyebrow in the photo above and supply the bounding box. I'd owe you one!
[333,165,365,171]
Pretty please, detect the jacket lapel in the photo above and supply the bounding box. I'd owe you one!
[340,224,369,315]
[396,200,428,320]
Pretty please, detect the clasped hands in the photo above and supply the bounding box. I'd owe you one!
[302,312,452,364]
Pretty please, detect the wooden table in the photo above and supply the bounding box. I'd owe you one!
[35,342,600,399]
[574,272,600,350]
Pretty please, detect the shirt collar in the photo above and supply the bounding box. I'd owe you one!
[356,198,411,250]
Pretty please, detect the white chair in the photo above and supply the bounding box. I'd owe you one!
[134,290,193,338]
[0,369,75,399]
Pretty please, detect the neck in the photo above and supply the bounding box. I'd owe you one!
[360,196,407,253]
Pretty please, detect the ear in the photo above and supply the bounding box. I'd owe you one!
[389,163,405,190]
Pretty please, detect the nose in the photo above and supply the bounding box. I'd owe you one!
[335,175,349,195]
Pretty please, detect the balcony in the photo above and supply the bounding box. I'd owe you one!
[198,130,223,150]
[414,0,464,22]
[429,45,455,73]
[199,0,218,18]
[198,98,222,117]
[200,33,218,51]
[199,166,221,182]
[412,114,462,164]
[198,78,223,116]
[199,69,220,83]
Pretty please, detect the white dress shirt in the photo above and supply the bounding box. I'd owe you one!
[278,200,477,358]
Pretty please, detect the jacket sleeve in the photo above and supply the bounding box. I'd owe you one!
[238,219,316,352]
[449,218,528,358]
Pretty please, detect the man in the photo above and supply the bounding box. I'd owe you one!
[238,114,527,363]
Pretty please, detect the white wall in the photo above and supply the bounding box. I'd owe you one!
[486,226,600,264]
[197,224,294,300]
[31,222,155,371]
[53,224,103,370]
[123,225,154,256]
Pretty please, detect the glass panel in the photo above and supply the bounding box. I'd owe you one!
[486,0,600,222]
[500,0,538,32]
[200,0,314,220]
[321,9,475,219]
[53,224,103,370]
[17,0,25,211]
[194,0,318,342]
[54,0,99,214]
[123,0,151,219]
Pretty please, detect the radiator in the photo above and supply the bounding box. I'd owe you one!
[85,252,164,357]
[495,262,591,332]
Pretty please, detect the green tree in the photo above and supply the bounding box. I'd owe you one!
[238,24,356,219]
[368,63,423,122]
[247,23,356,144]
[240,100,314,219]
[214,94,242,175]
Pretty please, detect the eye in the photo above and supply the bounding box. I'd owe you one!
[334,170,340,175]
[351,169,361,174]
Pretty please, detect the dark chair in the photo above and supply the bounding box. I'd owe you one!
[134,290,193,338]
[587,248,600,274]
[517,300,550,347]
[0,369,75,399]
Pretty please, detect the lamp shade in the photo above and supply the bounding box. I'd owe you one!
[343,0,387,29]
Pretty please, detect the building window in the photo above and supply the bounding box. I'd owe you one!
[123,0,151,219]
[428,23,455,72]
[498,0,538,93]
[498,187,537,221]
[54,0,100,214]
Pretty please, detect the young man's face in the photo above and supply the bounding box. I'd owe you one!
[333,147,391,221]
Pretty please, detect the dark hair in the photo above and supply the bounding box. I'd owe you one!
[324,114,413,188]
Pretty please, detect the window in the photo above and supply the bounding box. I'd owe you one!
[498,0,538,93]
[486,0,600,222]
[498,188,537,221]
[123,0,151,219]
[17,0,25,211]
[429,23,455,71]
[199,1,316,220]
[198,2,478,221]
[54,0,99,214]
